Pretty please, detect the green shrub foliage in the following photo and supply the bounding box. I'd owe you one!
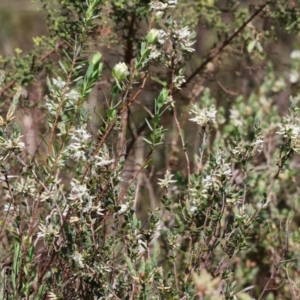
[1,0,300,299]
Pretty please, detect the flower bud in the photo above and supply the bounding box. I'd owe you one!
[146,29,159,44]
[92,52,102,65]
[112,62,129,81]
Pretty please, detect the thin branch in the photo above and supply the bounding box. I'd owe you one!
[0,41,66,95]
[181,1,269,89]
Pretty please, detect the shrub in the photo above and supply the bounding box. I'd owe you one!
[1,0,300,299]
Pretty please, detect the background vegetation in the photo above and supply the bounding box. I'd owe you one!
[1,0,300,299]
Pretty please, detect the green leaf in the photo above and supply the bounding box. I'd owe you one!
[153,114,160,127]
[156,88,168,110]
[143,137,152,145]
[111,84,119,99]
[108,108,117,121]
[145,118,153,131]
[58,60,68,74]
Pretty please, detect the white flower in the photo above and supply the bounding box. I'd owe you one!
[165,95,175,107]
[65,89,81,106]
[251,137,264,153]
[45,98,58,116]
[152,221,162,240]
[168,0,177,7]
[71,128,91,143]
[158,29,167,44]
[230,108,243,127]
[72,149,87,161]
[94,154,114,167]
[149,46,161,59]
[277,117,300,153]
[155,10,164,17]
[4,203,15,212]
[176,26,190,40]
[52,77,66,89]
[272,78,286,92]
[189,104,217,126]
[158,170,177,188]
[47,292,58,300]
[173,75,186,89]
[150,0,177,16]
[72,251,84,268]
[68,179,90,202]
[173,25,196,52]
[118,203,129,215]
[112,62,129,81]
[202,175,219,189]
[92,203,105,215]
[0,135,25,160]
[150,1,168,11]
[277,118,300,139]
[289,70,299,83]
[5,136,24,151]
[63,128,91,161]
[215,157,232,178]
[190,205,197,213]
[291,50,300,60]
[37,223,60,240]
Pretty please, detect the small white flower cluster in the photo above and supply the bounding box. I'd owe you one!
[3,203,18,212]
[68,179,91,203]
[229,108,243,127]
[0,135,24,161]
[251,136,264,154]
[147,29,168,60]
[68,178,104,215]
[72,128,92,143]
[93,154,115,168]
[289,50,300,84]
[290,50,300,60]
[37,223,60,241]
[173,74,186,90]
[88,144,115,178]
[45,95,59,117]
[146,21,195,65]
[65,89,81,108]
[214,156,232,179]
[47,292,58,300]
[8,178,37,202]
[289,70,299,83]
[172,25,196,53]
[189,155,233,213]
[64,128,92,162]
[149,1,177,17]
[232,135,264,157]
[112,62,130,81]
[47,77,81,114]
[165,95,175,107]
[277,116,300,154]
[72,251,85,268]
[189,103,217,127]
[158,170,177,188]
[52,76,66,89]
[92,144,115,168]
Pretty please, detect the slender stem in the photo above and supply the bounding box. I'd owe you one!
[0,41,66,95]
[181,1,269,89]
